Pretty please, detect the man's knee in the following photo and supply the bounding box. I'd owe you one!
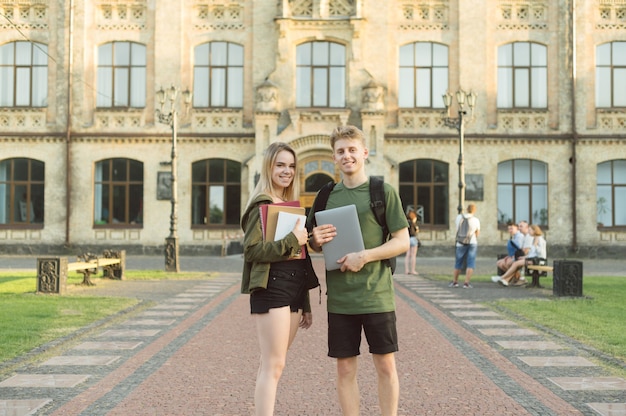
[372,354,397,378]
[337,357,358,379]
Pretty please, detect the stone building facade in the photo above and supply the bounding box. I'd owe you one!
[0,0,625,257]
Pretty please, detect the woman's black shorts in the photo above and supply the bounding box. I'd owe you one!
[250,261,309,314]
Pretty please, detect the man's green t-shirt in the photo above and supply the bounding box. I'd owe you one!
[313,179,408,315]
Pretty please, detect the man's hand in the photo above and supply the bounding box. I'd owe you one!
[299,312,312,329]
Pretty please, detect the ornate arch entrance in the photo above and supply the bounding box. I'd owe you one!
[288,135,341,209]
[299,156,340,209]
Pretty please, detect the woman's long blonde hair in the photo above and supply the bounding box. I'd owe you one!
[246,142,299,208]
[530,224,543,237]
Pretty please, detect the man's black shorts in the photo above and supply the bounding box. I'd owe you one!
[327,311,398,358]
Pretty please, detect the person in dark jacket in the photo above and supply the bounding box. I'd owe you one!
[241,142,319,416]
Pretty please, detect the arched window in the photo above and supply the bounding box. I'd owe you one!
[94,159,143,226]
[398,42,448,108]
[193,42,243,108]
[0,158,45,226]
[296,41,346,107]
[97,41,146,108]
[0,41,48,107]
[497,42,547,108]
[192,159,241,226]
[399,159,448,226]
[596,42,626,108]
[497,159,548,226]
[596,160,626,227]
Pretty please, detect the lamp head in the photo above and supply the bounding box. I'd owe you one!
[442,91,453,109]
[467,91,477,109]
[156,86,166,109]
[456,89,466,108]
[168,85,178,102]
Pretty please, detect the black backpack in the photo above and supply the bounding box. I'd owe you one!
[309,176,396,274]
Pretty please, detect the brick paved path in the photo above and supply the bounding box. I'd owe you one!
[0,257,624,415]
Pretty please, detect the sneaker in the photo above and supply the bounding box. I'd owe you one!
[501,279,509,287]
[463,283,473,289]
[491,276,501,283]
[448,281,459,288]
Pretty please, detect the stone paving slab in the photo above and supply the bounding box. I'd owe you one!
[477,327,539,336]
[72,341,143,351]
[587,402,626,415]
[462,317,517,324]
[439,303,488,309]
[97,329,161,338]
[40,356,120,366]
[549,377,626,391]
[137,311,186,317]
[519,356,598,367]
[496,340,566,350]
[0,375,90,388]
[149,304,195,310]
[0,399,51,416]
[452,309,501,316]
[125,319,176,326]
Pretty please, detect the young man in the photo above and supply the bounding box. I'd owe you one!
[493,221,525,280]
[308,125,409,416]
[449,203,481,288]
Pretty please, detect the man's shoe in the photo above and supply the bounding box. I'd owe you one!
[463,283,473,289]
[448,281,459,288]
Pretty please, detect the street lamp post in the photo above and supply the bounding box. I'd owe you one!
[442,89,477,215]
[156,85,192,272]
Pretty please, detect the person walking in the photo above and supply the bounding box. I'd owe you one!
[404,208,420,275]
[308,125,409,416]
[449,203,481,288]
[240,142,320,416]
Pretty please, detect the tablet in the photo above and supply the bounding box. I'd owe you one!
[315,204,365,271]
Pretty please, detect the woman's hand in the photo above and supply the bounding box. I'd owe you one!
[299,312,312,329]
[292,219,309,246]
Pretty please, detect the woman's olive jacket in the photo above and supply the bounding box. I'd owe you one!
[240,194,319,312]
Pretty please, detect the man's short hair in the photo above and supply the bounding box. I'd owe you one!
[330,125,366,149]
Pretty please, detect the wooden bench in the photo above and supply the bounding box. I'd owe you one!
[526,264,553,288]
[37,250,126,294]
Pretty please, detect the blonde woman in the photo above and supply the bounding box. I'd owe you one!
[240,142,320,415]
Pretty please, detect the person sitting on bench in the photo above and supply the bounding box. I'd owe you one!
[498,224,546,286]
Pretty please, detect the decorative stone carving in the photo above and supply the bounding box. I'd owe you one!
[362,81,385,111]
[399,0,449,31]
[496,0,548,31]
[256,79,279,112]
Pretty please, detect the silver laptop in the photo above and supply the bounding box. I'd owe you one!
[315,204,365,271]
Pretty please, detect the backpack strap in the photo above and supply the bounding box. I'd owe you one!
[307,181,336,231]
[369,176,389,238]
[369,176,395,271]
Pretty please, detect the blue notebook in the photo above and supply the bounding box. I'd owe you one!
[315,204,365,271]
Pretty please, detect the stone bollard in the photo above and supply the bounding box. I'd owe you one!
[37,257,68,294]
[553,260,583,297]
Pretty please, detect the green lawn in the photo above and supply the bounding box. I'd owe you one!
[0,270,208,365]
[428,274,626,376]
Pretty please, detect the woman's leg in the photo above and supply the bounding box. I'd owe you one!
[254,306,292,416]
[409,246,418,274]
[501,258,525,284]
[404,248,411,274]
